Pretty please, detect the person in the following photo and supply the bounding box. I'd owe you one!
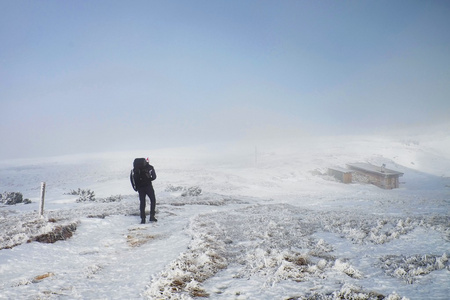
[130,157,157,224]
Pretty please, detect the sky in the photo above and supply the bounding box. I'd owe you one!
[1,0,450,160]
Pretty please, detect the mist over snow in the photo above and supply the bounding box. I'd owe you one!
[0,133,449,299]
[2,1,450,160]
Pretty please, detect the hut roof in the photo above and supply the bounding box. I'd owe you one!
[347,163,403,177]
[328,166,353,173]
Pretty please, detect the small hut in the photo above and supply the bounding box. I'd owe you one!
[347,163,403,189]
[327,167,353,184]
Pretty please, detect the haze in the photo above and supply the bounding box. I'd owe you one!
[1,1,449,160]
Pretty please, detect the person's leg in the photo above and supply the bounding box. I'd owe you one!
[146,185,157,221]
[138,188,146,223]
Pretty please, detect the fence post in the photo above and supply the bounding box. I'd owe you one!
[39,182,46,218]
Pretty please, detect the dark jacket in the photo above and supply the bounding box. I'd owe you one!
[130,164,157,191]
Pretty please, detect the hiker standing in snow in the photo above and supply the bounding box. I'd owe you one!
[130,157,157,224]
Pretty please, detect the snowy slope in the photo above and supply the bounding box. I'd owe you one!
[0,134,449,299]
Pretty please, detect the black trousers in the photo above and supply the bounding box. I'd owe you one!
[137,184,156,221]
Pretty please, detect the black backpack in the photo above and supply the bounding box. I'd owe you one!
[133,158,148,169]
[131,158,151,190]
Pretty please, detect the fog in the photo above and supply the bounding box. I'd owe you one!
[1,1,449,160]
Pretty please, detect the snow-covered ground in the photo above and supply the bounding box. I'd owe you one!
[0,134,449,299]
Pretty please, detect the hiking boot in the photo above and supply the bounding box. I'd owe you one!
[141,219,146,224]
[149,217,157,222]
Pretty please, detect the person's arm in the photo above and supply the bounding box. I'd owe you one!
[150,166,157,181]
[130,170,137,191]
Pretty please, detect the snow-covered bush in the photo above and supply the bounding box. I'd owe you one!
[0,192,29,205]
[181,186,202,197]
[165,184,184,192]
[97,195,122,203]
[332,283,389,300]
[67,189,122,203]
[380,253,449,283]
[333,259,363,279]
[322,215,419,245]
[165,185,202,197]
[68,188,96,202]
[32,222,78,243]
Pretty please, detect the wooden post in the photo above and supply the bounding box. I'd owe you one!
[39,182,46,218]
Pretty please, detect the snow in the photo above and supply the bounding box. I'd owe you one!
[0,134,449,299]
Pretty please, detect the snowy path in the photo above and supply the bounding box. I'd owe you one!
[0,203,209,299]
[1,194,449,299]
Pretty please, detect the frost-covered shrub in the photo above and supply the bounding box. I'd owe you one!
[67,188,82,195]
[181,186,202,197]
[33,223,78,243]
[85,264,103,279]
[301,283,409,300]
[1,192,24,205]
[165,185,202,197]
[68,189,122,203]
[332,283,386,300]
[165,184,184,192]
[323,215,418,245]
[380,253,448,283]
[333,259,363,279]
[385,292,409,300]
[69,188,96,202]
[245,249,314,284]
[97,195,122,203]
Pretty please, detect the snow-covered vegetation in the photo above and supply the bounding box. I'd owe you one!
[0,134,449,299]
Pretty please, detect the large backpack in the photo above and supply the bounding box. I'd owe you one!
[131,158,151,190]
[133,158,148,169]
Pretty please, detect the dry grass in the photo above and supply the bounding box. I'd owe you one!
[32,272,54,283]
[126,228,157,247]
[32,223,78,244]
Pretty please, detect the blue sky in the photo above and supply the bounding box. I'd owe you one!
[1,1,449,159]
